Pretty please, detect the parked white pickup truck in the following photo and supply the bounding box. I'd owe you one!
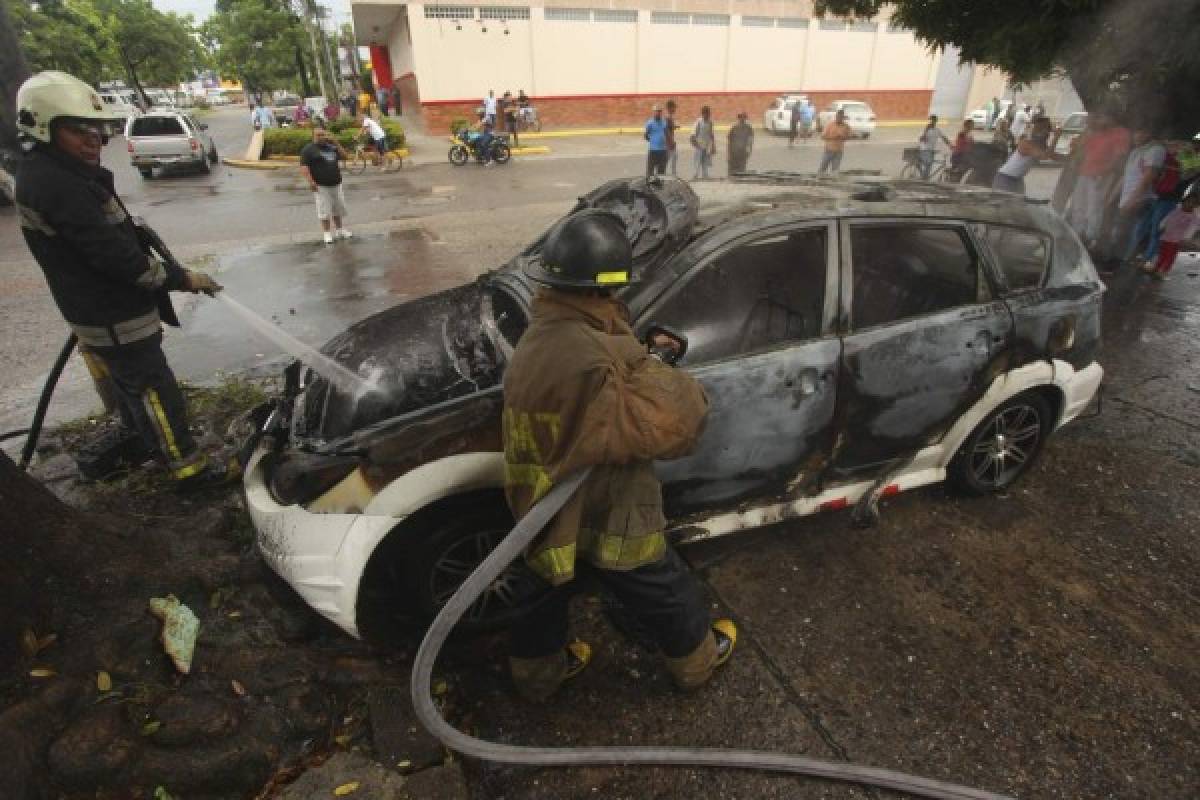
[126,111,218,178]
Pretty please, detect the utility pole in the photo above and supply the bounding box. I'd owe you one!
[294,0,327,98]
[315,6,340,101]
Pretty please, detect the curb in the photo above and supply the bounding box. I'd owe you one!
[512,120,928,139]
[223,148,412,170]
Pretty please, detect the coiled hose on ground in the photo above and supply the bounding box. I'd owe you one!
[411,467,1015,800]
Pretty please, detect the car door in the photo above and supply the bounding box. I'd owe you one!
[833,219,1012,473]
[635,220,841,514]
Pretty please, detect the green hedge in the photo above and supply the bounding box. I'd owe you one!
[262,118,406,157]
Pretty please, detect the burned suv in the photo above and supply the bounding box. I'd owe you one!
[244,176,1104,638]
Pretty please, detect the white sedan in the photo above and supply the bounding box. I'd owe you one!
[816,101,876,138]
[763,95,808,134]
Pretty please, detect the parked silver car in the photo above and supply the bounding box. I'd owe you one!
[125,111,218,178]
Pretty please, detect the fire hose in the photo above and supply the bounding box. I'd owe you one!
[410,467,1015,800]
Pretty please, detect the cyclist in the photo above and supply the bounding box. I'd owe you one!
[917,115,952,180]
[358,114,389,171]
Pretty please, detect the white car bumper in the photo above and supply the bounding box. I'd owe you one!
[1056,360,1104,428]
[244,445,396,638]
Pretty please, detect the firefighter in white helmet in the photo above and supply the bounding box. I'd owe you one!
[14,71,233,489]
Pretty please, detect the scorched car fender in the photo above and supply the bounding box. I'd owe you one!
[249,448,503,637]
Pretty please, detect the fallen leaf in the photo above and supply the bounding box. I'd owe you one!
[37,633,58,652]
[333,733,352,747]
[397,759,413,770]
[433,680,449,696]
[333,782,360,796]
[97,671,113,692]
[154,787,175,800]
[231,679,246,697]
[142,720,162,736]
[227,610,243,619]
[30,667,56,678]
[20,629,39,657]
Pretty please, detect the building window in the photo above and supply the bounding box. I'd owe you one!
[480,6,529,20]
[425,5,474,19]
[593,8,636,23]
[818,19,847,31]
[544,7,589,21]
[651,11,689,24]
[741,15,774,27]
[776,17,808,28]
[692,13,729,25]
[850,19,877,32]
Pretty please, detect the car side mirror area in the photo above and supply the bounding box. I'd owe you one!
[644,323,688,366]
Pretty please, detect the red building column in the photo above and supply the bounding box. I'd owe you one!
[369,45,393,89]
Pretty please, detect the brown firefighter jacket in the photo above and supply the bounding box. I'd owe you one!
[502,288,709,585]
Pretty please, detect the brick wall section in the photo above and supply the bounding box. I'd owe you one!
[421,90,932,134]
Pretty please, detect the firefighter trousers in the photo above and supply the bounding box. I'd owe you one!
[509,545,717,701]
[89,332,206,480]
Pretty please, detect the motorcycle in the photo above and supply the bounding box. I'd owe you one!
[448,128,511,166]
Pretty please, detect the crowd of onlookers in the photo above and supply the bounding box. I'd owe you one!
[643,101,757,181]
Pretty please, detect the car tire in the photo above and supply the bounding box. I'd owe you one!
[948,392,1052,495]
[138,167,153,179]
[199,152,211,173]
[402,492,548,632]
[208,146,219,164]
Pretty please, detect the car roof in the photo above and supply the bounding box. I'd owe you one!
[692,174,1061,230]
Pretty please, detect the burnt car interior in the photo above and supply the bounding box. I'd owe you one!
[647,227,827,363]
[850,225,982,329]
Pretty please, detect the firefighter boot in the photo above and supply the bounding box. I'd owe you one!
[510,640,593,703]
[666,618,737,691]
[75,426,155,481]
[174,455,243,493]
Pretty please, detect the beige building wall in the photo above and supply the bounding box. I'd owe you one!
[801,24,874,90]
[869,26,940,89]
[534,15,639,95]
[725,22,809,91]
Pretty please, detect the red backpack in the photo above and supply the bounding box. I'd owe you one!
[1155,150,1181,197]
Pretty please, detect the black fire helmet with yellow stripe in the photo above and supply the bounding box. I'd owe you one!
[524,209,633,290]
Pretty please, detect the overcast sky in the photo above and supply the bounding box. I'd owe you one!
[153,0,354,26]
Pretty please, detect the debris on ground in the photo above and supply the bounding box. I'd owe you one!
[149,595,200,674]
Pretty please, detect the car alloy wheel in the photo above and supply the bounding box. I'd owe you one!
[950,393,1050,494]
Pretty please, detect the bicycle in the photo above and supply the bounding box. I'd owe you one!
[344,140,370,175]
[899,147,949,182]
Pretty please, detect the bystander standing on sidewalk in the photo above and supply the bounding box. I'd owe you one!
[800,99,815,140]
[1111,122,1166,268]
[788,100,802,148]
[665,100,680,177]
[1066,111,1130,251]
[691,106,716,180]
[727,112,754,174]
[299,126,352,245]
[483,90,498,126]
[1142,190,1199,280]
[1133,140,1185,268]
[249,103,274,130]
[816,109,853,174]
[644,104,669,178]
[501,91,519,148]
[1010,104,1032,141]
[916,115,951,179]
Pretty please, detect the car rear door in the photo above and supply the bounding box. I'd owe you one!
[635,220,841,513]
[833,218,1012,473]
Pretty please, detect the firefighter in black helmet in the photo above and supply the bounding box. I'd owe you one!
[14,71,234,489]
[502,209,737,701]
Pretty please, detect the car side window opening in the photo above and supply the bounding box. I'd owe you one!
[985,225,1050,291]
[651,227,827,364]
[850,225,981,330]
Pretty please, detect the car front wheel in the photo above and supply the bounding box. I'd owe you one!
[403,494,548,632]
[949,392,1052,495]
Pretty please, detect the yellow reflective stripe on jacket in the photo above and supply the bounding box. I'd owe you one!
[505,462,554,504]
[528,542,576,582]
[582,529,666,570]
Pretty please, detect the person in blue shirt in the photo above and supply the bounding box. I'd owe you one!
[645,105,669,178]
[799,100,815,139]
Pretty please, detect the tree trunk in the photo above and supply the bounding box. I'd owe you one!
[295,46,313,99]
[117,46,150,110]
[0,0,32,153]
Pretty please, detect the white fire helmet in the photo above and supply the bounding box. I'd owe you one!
[16,71,121,143]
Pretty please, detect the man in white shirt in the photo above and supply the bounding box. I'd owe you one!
[1010,105,1031,140]
[483,90,498,126]
[359,114,389,170]
[1113,122,1165,265]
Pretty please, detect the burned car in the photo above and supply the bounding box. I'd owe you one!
[244,176,1104,638]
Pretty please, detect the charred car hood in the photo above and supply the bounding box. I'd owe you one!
[290,177,700,446]
[294,281,508,443]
